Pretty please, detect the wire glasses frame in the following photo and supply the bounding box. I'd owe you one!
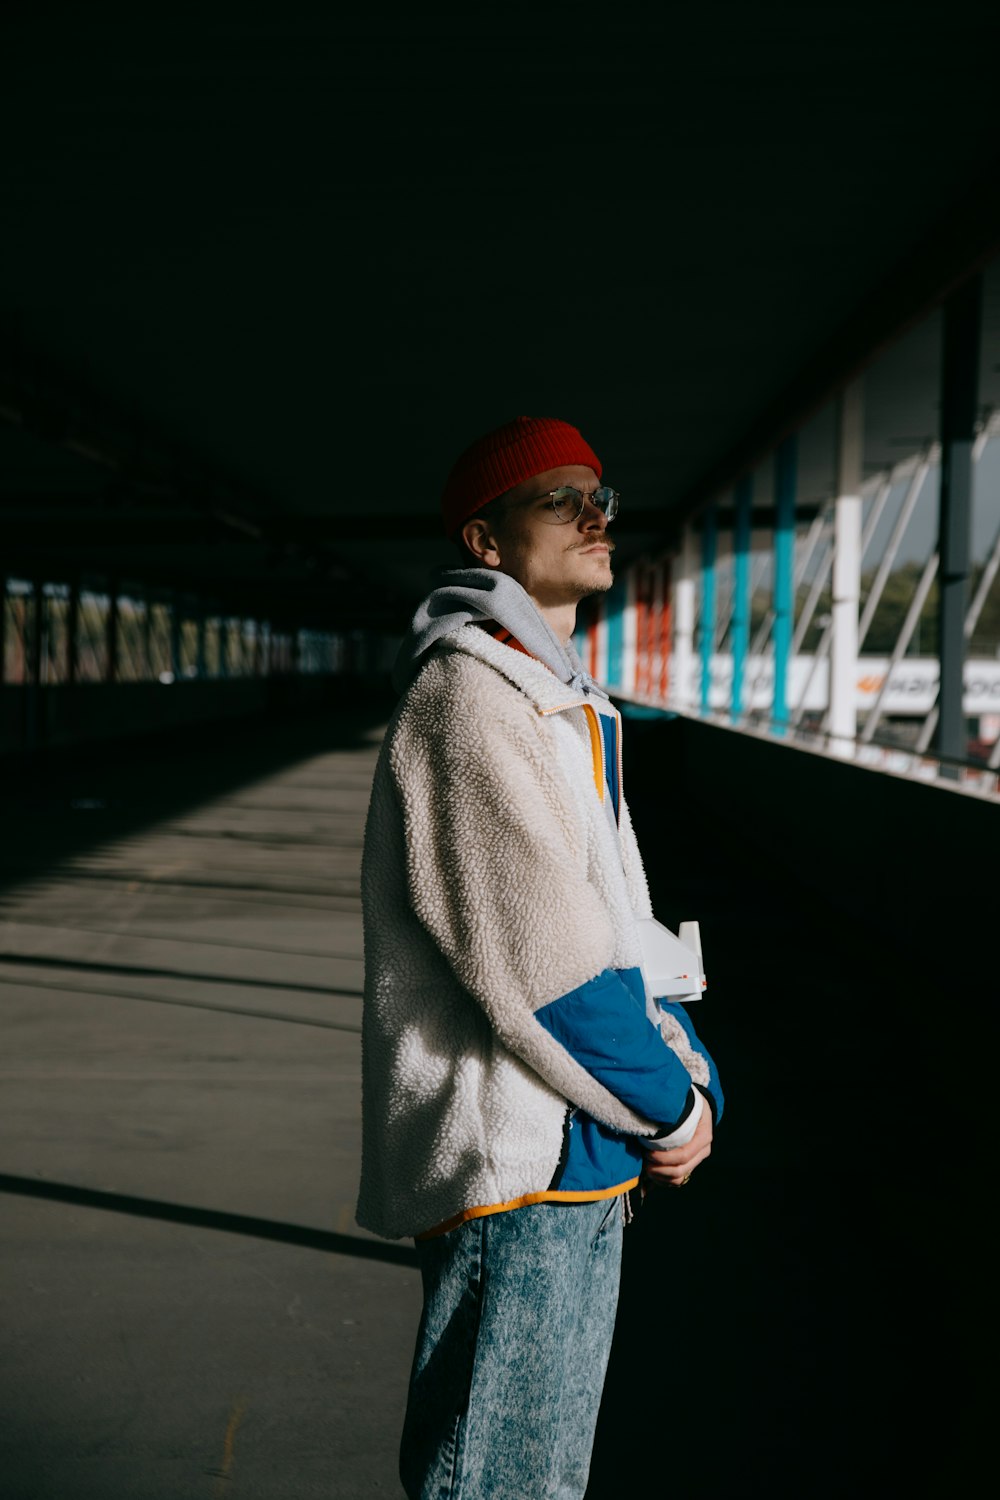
[536,484,620,525]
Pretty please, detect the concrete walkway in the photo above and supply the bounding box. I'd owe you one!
[0,710,419,1499]
[0,707,970,1498]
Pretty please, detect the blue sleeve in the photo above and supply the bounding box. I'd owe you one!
[535,966,696,1131]
[660,1000,725,1124]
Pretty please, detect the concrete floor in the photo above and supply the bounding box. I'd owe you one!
[0,706,975,1498]
[0,710,419,1500]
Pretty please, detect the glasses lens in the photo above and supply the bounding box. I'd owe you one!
[546,486,583,523]
[593,486,619,522]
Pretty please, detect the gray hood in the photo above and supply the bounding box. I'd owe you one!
[392,568,610,700]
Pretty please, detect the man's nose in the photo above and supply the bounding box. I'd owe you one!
[580,498,608,529]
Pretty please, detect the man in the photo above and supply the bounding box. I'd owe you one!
[356,416,723,1500]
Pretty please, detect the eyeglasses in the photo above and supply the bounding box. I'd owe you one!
[535,485,620,525]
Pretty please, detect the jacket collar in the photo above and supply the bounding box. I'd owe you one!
[438,624,594,717]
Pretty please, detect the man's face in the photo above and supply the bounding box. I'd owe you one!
[464,464,615,609]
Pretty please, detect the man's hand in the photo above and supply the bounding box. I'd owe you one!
[643,1099,713,1188]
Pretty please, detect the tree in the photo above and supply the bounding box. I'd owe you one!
[743,561,1000,657]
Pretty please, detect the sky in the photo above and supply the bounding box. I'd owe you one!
[863,438,1000,569]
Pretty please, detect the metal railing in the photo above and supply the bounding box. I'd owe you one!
[616,688,1000,802]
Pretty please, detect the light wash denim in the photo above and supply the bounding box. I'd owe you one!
[400,1196,624,1500]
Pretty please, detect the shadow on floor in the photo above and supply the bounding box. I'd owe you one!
[0,1172,417,1268]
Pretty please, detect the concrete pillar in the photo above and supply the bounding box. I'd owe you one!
[829,380,864,756]
[658,560,672,703]
[142,591,153,681]
[31,582,45,687]
[622,569,637,697]
[672,527,697,711]
[218,616,229,679]
[66,580,80,686]
[196,610,207,680]
[106,584,119,684]
[0,576,7,685]
[937,276,982,768]
[170,596,182,681]
[699,503,717,715]
[26,582,43,748]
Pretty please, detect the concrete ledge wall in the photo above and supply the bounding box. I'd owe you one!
[624,711,996,960]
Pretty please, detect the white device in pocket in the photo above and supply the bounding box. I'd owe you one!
[635,918,706,1005]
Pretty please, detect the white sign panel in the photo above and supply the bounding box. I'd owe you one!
[667,656,1000,715]
[854,659,1000,714]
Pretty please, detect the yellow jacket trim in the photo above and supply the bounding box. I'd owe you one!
[537,700,606,805]
[415,1177,640,1240]
[579,703,606,802]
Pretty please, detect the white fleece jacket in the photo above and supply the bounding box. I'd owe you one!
[355,624,707,1240]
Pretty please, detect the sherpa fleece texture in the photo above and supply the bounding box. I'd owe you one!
[356,624,714,1241]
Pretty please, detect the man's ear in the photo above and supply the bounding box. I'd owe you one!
[461,517,502,567]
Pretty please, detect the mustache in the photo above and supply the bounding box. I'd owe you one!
[570,535,615,553]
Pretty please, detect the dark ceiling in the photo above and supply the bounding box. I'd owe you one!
[3,3,1000,629]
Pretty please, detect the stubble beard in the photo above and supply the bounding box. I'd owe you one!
[567,535,615,602]
[570,567,615,603]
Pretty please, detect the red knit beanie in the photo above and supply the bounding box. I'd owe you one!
[441,416,602,536]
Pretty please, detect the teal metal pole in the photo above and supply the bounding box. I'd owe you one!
[700,503,717,714]
[605,576,625,694]
[773,438,797,734]
[731,477,752,720]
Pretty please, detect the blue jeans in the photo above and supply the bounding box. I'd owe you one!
[400,1196,624,1500]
